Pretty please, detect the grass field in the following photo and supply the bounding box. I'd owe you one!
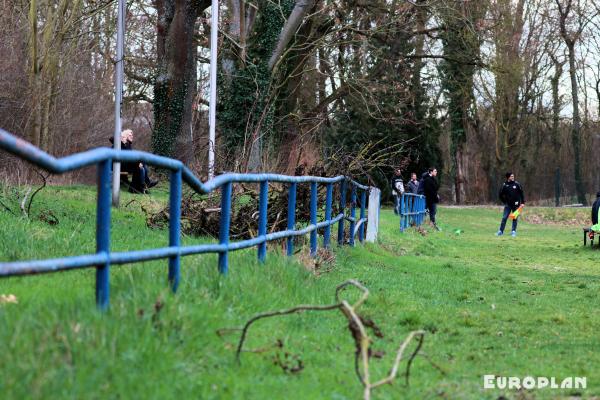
[1,186,599,399]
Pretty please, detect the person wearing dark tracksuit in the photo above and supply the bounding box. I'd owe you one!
[423,167,440,230]
[497,172,525,237]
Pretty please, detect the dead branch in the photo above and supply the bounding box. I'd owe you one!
[19,187,32,217]
[125,199,138,208]
[26,170,49,216]
[228,280,436,400]
[235,302,342,361]
[0,198,16,215]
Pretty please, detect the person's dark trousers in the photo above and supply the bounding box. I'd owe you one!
[142,163,152,186]
[129,165,146,193]
[427,202,437,224]
[499,205,518,233]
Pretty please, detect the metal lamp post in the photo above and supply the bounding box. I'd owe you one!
[112,0,125,206]
[208,0,218,180]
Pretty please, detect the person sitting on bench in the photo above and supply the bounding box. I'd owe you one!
[591,191,600,231]
[109,129,158,193]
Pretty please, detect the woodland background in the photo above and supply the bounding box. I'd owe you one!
[2,0,600,205]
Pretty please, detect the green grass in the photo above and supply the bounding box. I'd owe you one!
[1,187,600,399]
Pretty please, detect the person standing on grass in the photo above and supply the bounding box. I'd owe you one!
[591,192,600,228]
[407,172,419,194]
[496,172,525,237]
[391,169,405,215]
[423,167,440,230]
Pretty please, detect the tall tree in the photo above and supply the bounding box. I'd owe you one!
[152,0,211,157]
[438,0,486,203]
[549,46,565,205]
[27,0,84,152]
[407,0,442,177]
[555,0,593,205]
[491,0,526,171]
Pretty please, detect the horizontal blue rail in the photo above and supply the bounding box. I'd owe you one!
[0,128,373,309]
[399,193,426,232]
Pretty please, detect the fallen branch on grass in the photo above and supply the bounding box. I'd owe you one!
[26,170,49,217]
[0,198,16,215]
[228,279,437,400]
[19,187,32,217]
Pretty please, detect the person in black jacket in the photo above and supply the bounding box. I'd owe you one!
[591,192,600,226]
[497,172,525,237]
[423,167,440,230]
[110,130,158,193]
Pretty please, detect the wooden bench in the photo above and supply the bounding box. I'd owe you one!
[120,170,147,194]
[119,171,130,186]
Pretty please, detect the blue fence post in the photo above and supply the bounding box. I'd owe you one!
[420,196,424,226]
[323,183,333,249]
[218,182,232,274]
[420,196,423,225]
[310,182,318,257]
[408,196,411,228]
[415,196,419,226]
[337,179,347,245]
[168,169,182,292]
[359,189,366,243]
[287,182,297,256]
[258,180,268,262]
[349,184,357,246]
[95,160,111,310]
[412,197,421,226]
[400,194,405,232]
[402,194,410,230]
[408,196,411,227]
[412,196,416,227]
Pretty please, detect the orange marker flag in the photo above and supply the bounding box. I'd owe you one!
[509,204,524,220]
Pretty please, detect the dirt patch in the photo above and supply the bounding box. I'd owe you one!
[297,248,336,275]
[521,208,589,226]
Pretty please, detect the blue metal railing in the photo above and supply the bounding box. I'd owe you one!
[399,193,426,232]
[0,128,372,310]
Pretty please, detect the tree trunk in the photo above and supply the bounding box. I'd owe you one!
[595,76,600,119]
[268,0,317,70]
[439,0,486,204]
[550,57,564,207]
[492,0,525,171]
[28,0,41,147]
[454,142,467,204]
[550,58,563,151]
[152,0,210,158]
[566,42,586,205]
[556,0,587,204]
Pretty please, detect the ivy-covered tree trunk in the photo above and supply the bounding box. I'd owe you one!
[218,0,295,172]
[439,1,485,204]
[409,0,442,176]
[277,10,321,173]
[152,0,210,158]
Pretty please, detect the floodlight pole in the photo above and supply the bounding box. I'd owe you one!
[112,0,126,207]
[208,0,218,180]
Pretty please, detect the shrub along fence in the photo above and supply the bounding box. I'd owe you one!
[0,128,377,310]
